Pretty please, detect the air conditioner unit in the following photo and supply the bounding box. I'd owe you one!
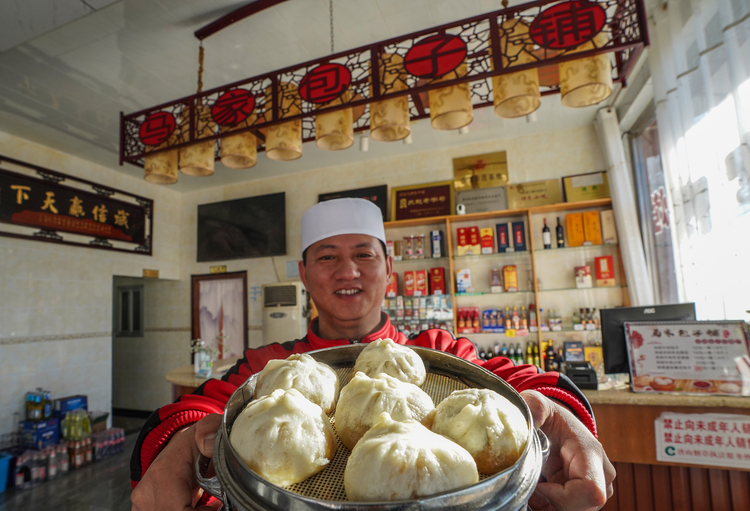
[262,281,308,345]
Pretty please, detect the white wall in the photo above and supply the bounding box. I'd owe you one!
[0,129,183,433]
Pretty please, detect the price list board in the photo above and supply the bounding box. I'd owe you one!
[624,321,750,396]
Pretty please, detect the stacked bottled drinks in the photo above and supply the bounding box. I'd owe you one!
[25,388,52,421]
[13,444,70,488]
[92,428,126,460]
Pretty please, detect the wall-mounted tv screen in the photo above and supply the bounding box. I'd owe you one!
[197,192,286,262]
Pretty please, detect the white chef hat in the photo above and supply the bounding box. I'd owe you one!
[301,198,386,253]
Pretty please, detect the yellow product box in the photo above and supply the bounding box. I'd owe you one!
[503,265,518,292]
[480,227,494,254]
[566,213,585,247]
[600,209,618,244]
[584,345,604,374]
[582,211,603,245]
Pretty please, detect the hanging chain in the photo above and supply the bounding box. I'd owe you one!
[329,0,334,54]
[197,41,205,94]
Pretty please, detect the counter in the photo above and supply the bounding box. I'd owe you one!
[582,388,750,511]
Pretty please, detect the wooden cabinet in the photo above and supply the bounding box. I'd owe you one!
[383,198,629,354]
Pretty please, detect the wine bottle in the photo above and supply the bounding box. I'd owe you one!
[542,219,552,249]
[556,217,565,247]
[525,343,534,365]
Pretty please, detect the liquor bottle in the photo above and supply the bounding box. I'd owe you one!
[512,307,520,329]
[545,342,560,371]
[533,344,541,367]
[542,219,552,249]
[479,348,487,360]
[572,309,581,328]
[556,217,565,248]
[592,308,600,328]
[458,310,466,329]
[48,447,57,480]
[528,304,537,329]
[508,344,516,363]
[493,343,501,356]
[472,310,481,332]
[525,343,534,365]
[579,307,586,327]
[521,306,528,329]
[515,343,524,365]
[505,307,512,330]
[501,343,508,357]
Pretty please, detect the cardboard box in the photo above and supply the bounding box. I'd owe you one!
[566,213,585,247]
[456,228,469,256]
[600,209,618,244]
[583,211,603,245]
[480,228,494,254]
[511,221,527,252]
[503,265,518,292]
[415,270,428,297]
[495,223,510,252]
[575,265,593,289]
[431,230,444,258]
[386,273,398,297]
[430,267,446,295]
[54,395,87,419]
[467,226,481,255]
[403,271,416,296]
[456,269,472,294]
[490,268,503,293]
[21,418,59,450]
[594,255,616,286]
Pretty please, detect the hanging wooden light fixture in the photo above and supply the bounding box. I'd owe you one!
[144,144,179,184]
[559,32,613,108]
[492,19,541,119]
[264,81,303,160]
[220,120,257,168]
[370,53,410,142]
[178,44,216,176]
[428,62,473,130]
[315,91,353,150]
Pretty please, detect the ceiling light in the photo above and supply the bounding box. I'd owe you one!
[359,132,369,152]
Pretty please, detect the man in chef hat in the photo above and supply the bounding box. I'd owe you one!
[131,198,615,511]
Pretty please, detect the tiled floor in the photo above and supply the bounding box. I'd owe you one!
[0,433,137,511]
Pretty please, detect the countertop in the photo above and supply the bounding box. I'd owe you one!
[166,357,241,388]
[583,386,750,409]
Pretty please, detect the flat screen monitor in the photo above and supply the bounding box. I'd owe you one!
[197,192,286,262]
[601,303,696,374]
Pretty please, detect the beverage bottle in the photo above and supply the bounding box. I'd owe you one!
[30,451,40,484]
[508,344,516,362]
[533,344,541,367]
[512,306,520,329]
[504,307,512,330]
[457,310,465,329]
[542,219,552,249]
[521,306,528,329]
[539,308,546,330]
[592,308,600,328]
[529,304,537,328]
[472,310,480,332]
[59,444,69,473]
[14,452,27,488]
[85,438,93,464]
[48,447,57,480]
[545,342,560,371]
[479,348,487,360]
[501,343,508,357]
[556,217,565,247]
[515,343,523,365]
[525,343,534,365]
[43,391,52,420]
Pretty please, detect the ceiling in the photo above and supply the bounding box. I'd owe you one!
[0,0,612,192]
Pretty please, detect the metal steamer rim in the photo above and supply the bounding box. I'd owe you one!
[204,344,547,511]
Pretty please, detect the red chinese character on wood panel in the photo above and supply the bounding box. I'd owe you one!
[299,63,352,104]
[139,111,176,146]
[530,1,607,50]
[405,34,467,79]
[211,89,256,127]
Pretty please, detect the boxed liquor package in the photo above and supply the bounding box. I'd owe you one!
[503,265,518,292]
[566,213,585,247]
[481,309,505,333]
[457,307,481,334]
[468,226,481,254]
[574,265,593,288]
[430,267,446,295]
[456,227,469,255]
[386,240,394,258]
[392,239,402,260]
[490,268,503,293]
[403,271,415,296]
[414,270,428,296]
[511,221,527,251]
[480,228,494,254]
[431,230,444,258]
[495,223,510,252]
[386,273,398,297]
[582,211,603,245]
[600,210,618,244]
[456,268,473,293]
[594,255,616,286]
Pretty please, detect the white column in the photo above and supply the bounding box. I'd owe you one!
[594,108,655,305]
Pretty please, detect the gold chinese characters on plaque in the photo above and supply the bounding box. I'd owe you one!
[391,181,455,221]
[452,151,508,192]
[506,179,562,209]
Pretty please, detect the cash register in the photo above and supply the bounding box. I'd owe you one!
[564,362,598,390]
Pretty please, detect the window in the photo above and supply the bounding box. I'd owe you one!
[117,286,144,337]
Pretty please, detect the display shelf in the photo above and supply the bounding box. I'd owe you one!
[538,285,623,293]
[392,257,449,263]
[455,291,534,297]
[453,251,529,261]
[534,243,619,253]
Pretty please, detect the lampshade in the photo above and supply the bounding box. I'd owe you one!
[178,105,216,176]
[265,82,303,161]
[559,32,613,108]
[220,115,258,169]
[315,91,353,151]
[492,20,541,119]
[143,144,178,184]
[370,53,410,142]
[428,62,473,130]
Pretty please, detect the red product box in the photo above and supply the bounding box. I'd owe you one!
[429,267,446,295]
[415,270,428,296]
[594,256,615,286]
[468,226,481,254]
[403,270,415,296]
[386,273,398,297]
[456,227,469,256]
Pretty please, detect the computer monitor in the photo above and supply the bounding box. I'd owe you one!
[601,303,696,374]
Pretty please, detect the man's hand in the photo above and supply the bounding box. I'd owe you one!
[131,413,223,511]
[522,390,616,511]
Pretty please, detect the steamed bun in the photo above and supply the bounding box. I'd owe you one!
[344,413,478,501]
[353,338,426,385]
[229,388,336,486]
[429,388,528,474]
[254,353,339,413]
[335,371,434,450]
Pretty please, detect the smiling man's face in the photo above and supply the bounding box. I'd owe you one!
[299,233,392,339]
